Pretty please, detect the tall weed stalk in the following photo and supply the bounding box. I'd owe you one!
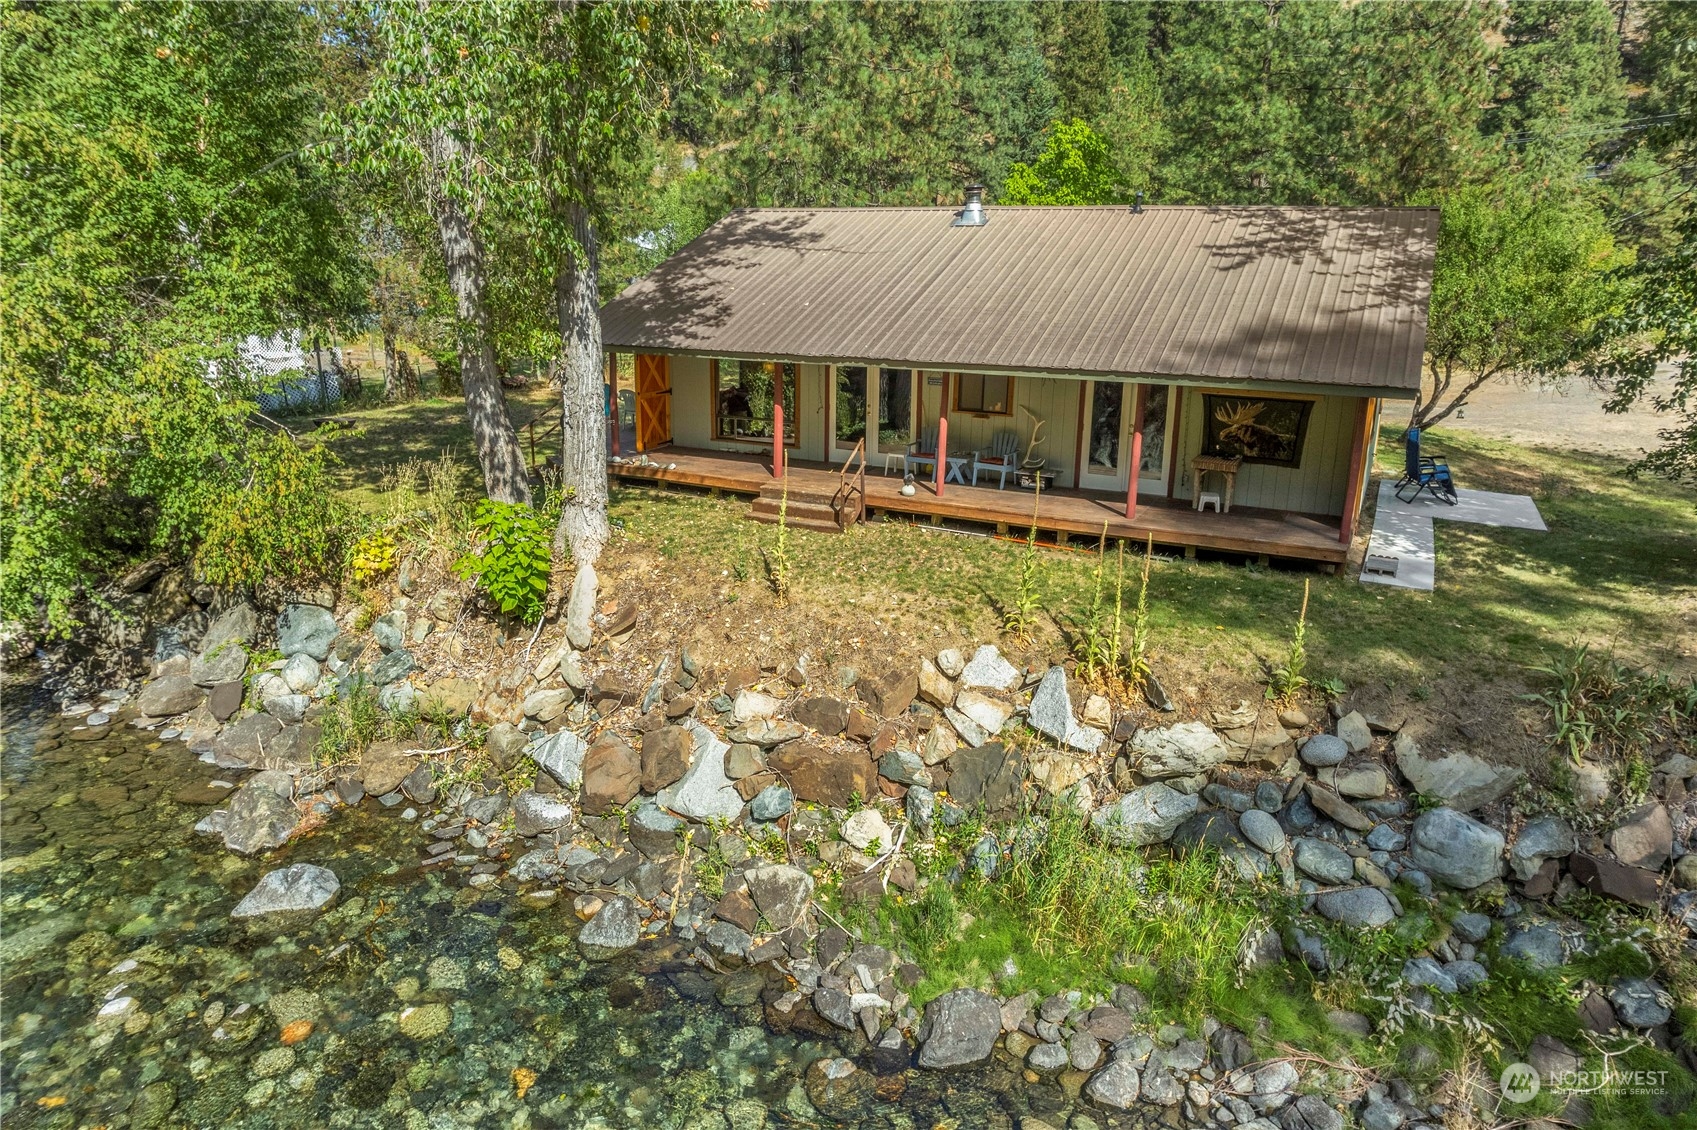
[1267,578,1311,702]
[1003,475,1043,640]
[763,480,792,599]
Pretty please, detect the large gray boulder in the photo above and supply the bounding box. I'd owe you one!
[231,863,339,919]
[277,603,339,660]
[136,675,204,717]
[210,711,284,768]
[512,790,573,837]
[628,803,682,857]
[959,644,1020,691]
[1091,783,1198,847]
[655,722,742,822]
[1409,807,1504,889]
[1393,733,1522,813]
[190,642,248,688]
[530,729,588,790]
[1294,838,1356,885]
[1084,1061,1142,1109]
[222,770,300,855]
[1509,815,1577,880]
[1126,722,1232,778]
[202,602,259,650]
[577,895,640,959]
[917,988,1002,1069]
[744,864,814,930]
[1314,887,1396,928]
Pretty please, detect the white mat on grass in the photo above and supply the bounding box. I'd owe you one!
[1359,480,1547,591]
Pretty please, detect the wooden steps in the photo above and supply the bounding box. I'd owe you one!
[747,480,855,533]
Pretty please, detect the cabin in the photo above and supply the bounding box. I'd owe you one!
[596,191,1437,568]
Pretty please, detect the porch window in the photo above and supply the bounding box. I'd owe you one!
[954,373,1013,415]
[712,359,799,445]
[878,368,913,449]
[835,366,868,446]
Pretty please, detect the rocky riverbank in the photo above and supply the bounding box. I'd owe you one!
[15,558,1697,1128]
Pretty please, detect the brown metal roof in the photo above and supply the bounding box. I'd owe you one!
[600,205,1438,395]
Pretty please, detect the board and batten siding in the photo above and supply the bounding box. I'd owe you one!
[1169,388,1361,517]
[667,355,828,464]
[917,371,1084,489]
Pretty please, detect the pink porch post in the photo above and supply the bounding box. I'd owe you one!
[773,400,785,478]
[935,373,950,496]
[1124,385,1147,519]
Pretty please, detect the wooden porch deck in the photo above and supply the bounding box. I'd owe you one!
[609,447,1347,565]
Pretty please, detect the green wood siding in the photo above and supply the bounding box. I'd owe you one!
[1170,388,1360,517]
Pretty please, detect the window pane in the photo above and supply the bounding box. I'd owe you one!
[836,366,868,445]
[715,360,798,442]
[878,368,912,448]
[1140,385,1168,475]
[1089,382,1123,470]
[957,374,1011,414]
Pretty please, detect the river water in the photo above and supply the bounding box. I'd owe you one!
[0,685,1051,1129]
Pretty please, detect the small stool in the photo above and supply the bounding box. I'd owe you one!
[1197,491,1222,513]
[882,453,904,476]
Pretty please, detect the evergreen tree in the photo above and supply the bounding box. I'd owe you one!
[1487,0,1629,187]
[1045,0,1113,122]
[952,0,1058,194]
[706,2,965,208]
[1151,1,1496,205]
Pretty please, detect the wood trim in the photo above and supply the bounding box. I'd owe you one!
[1072,380,1088,487]
[1338,397,1373,544]
[1165,386,1185,500]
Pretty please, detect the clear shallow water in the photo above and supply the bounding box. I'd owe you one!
[0,686,1053,1129]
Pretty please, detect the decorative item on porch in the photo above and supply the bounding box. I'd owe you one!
[900,473,918,497]
[1014,406,1052,490]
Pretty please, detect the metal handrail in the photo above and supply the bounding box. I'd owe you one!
[831,437,867,528]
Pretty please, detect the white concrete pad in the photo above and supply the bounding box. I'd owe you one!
[1359,480,1546,591]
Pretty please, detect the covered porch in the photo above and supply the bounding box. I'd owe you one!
[608,445,1350,566]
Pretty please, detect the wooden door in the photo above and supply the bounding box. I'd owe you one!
[634,354,671,452]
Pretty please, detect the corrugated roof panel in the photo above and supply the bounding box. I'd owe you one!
[599,205,1438,392]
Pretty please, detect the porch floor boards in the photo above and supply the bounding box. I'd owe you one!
[610,446,1347,564]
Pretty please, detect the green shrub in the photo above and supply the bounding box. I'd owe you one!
[197,432,350,589]
[454,499,552,623]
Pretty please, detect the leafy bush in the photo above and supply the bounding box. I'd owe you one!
[349,531,398,583]
[197,432,351,590]
[454,499,552,622]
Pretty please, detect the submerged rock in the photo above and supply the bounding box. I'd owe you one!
[231,863,339,919]
[223,770,300,855]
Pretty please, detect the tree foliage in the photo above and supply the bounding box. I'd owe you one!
[0,0,362,634]
[1416,183,1625,427]
[1002,119,1127,205]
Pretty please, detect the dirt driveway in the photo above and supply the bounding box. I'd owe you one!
[1422,364,1680,459]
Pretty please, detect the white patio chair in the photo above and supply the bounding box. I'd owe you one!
[971,430,1020,489]
[904,425,940,478]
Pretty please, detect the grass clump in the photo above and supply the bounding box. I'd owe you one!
[1528,644,1697,766]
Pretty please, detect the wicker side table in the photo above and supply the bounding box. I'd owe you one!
[1191,454,1243,512]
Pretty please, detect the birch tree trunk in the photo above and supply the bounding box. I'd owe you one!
[552,197,611,565]
[426,129,531,505]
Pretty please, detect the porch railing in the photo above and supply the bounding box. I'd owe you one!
[831,437,867,529]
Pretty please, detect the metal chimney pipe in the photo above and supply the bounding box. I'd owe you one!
[953,183,987,227]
